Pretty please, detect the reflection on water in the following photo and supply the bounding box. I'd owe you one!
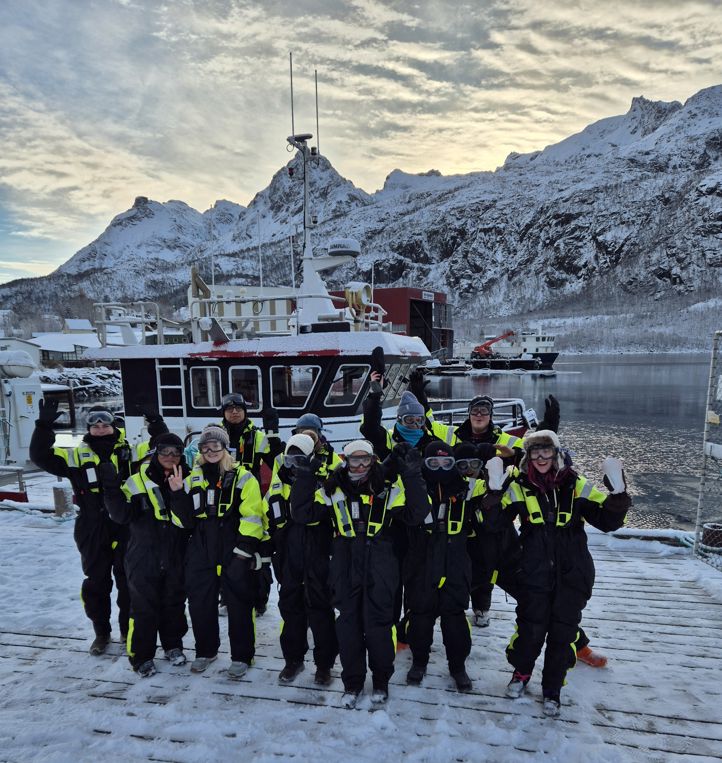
[431,354,710,530]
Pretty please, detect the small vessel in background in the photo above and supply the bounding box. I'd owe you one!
[468,328,558,370]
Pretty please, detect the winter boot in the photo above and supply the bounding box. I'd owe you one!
[89,634,110,656]
[278,660,304,684]
[451,668,473,693]
[254,602,267,617]
[505,670,531,699]
[228,661,250,680]
[313,666,333,686]
[371,675,389,707]
[577,645,608,668]
[190,654,218,673]
[135,659,157,678]
[406,662,427,686]
[472,609,491,628]
[165,648,187,666]
[341,688,362,709]
[542,690,561,718]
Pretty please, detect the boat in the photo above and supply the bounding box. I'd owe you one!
[83,131,530,449]
[468,329,558,370]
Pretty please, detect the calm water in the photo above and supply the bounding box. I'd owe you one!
[428,353,711,530]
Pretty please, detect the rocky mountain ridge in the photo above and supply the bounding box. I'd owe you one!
[2,85,721,347]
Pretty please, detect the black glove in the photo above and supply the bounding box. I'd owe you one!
[409,368,429,395]
[97,461,121,490]
[262,408,280,435]
[37,398,61,428]
[294,454,323,475]
[137,403,162,424]
[476,443,496,463]
[397,445,423,477]
[371,345,386,377]
[538,395,560,433]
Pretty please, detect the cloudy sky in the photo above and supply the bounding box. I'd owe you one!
[1,0,721,284]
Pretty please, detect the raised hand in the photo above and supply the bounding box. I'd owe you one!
[37,398,61,426]
[168,463,185,492]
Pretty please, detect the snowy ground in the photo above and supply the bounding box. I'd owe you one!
[1,500,721,762]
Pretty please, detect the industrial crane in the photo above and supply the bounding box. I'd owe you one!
[470,330,515,358]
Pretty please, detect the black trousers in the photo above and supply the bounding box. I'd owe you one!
[125,555,187,669]
[405,534,471,674]
[330,539,398,691]
[506,582,590,693]
[186,552,256,664]
[74,513,130,638]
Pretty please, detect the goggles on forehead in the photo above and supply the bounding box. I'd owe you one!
[399,414,425,427]
[284,453,309,469]
[87,410,114,425]
[469,405,492,417]
[528,445,557,460]
[222,393,245,408]
[199,443,226,455]
[346,454,374,468]
[157,446,183,458]
[456,458,482,473]
[424,455,456,471]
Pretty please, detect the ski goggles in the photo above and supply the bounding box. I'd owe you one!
[424,456,456,471]
[87,410,114,425]
[527,445,557,460]
[398,414,425,427]
[469,405,492,417]
[456,458,482,473]
[221,393,246,408]
[284,453,309,469]
[346,454,374,468]
[199,443,226,455]
[157,446,183,458]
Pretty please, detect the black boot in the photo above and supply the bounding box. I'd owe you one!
[406,662,426,686]
[89,632,110,656]
[314,666,333,686]
[278,660,304,683]
[451,667,472,692]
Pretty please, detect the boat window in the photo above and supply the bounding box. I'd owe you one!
[190,366,221,409]
[228,366,262,412]
[324,364,370,407]
[271,364,321,409]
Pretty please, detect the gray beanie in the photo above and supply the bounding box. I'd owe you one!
[198,425,230,449]
[397,391,424,419]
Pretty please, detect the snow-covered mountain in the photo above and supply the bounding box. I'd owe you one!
[3,85,721,342]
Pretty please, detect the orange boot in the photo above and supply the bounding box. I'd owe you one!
[577,645,608,668]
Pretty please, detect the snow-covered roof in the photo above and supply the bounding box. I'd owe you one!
[63,318,94,332]
[85,330,429,361]
[29,332,101,353]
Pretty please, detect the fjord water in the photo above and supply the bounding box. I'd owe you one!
[430,353,710,529]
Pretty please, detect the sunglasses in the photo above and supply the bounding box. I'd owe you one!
[157,447,182,458]
[87,411,115,425]
[424,456,456,471]
[399,414,425,427]
[456,458,482,472]
[284,454,309,469]
[528,446,556,460]
[222,394,245,407]
[469,406,492,417]
[347,454,374,468]
[200,443,226,455]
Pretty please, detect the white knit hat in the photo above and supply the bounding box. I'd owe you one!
[285,433,316,457]
[343,439,374,458]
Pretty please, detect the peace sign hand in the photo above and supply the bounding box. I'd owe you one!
[168,464,185,492]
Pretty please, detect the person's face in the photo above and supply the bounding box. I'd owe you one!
[528,444,556,474]
[224,405,246,425]
[469,405,491,434]
[157,446,182,472]
[200,440,226,463]
[399,414,425,430]
[89,422,114,437]
[456,458,482,478]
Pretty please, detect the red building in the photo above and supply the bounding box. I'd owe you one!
[333,286,453,358]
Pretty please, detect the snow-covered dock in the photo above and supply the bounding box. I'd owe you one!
[1,509,721,763]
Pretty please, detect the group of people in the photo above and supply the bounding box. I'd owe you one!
[30,363,631,717]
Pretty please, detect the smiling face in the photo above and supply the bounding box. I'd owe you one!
[199,440,226,463]
[527,444,556,474]
[156,446,182,473]
[469,405,491,434]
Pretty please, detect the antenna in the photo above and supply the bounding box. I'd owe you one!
[315,69,320,156]
[289,52,295,140]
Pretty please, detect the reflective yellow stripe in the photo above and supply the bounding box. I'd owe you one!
[507,624,520,651]
[490,569,498,585]
[111,541,118,550]
[216,564,222,576]
[438,576,446,588]
[127,618,135,657]
[391,623,397,652]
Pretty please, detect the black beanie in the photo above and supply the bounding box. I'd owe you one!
[453,442,478,460]
[468,395,493,414]
[154,433,184,451]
